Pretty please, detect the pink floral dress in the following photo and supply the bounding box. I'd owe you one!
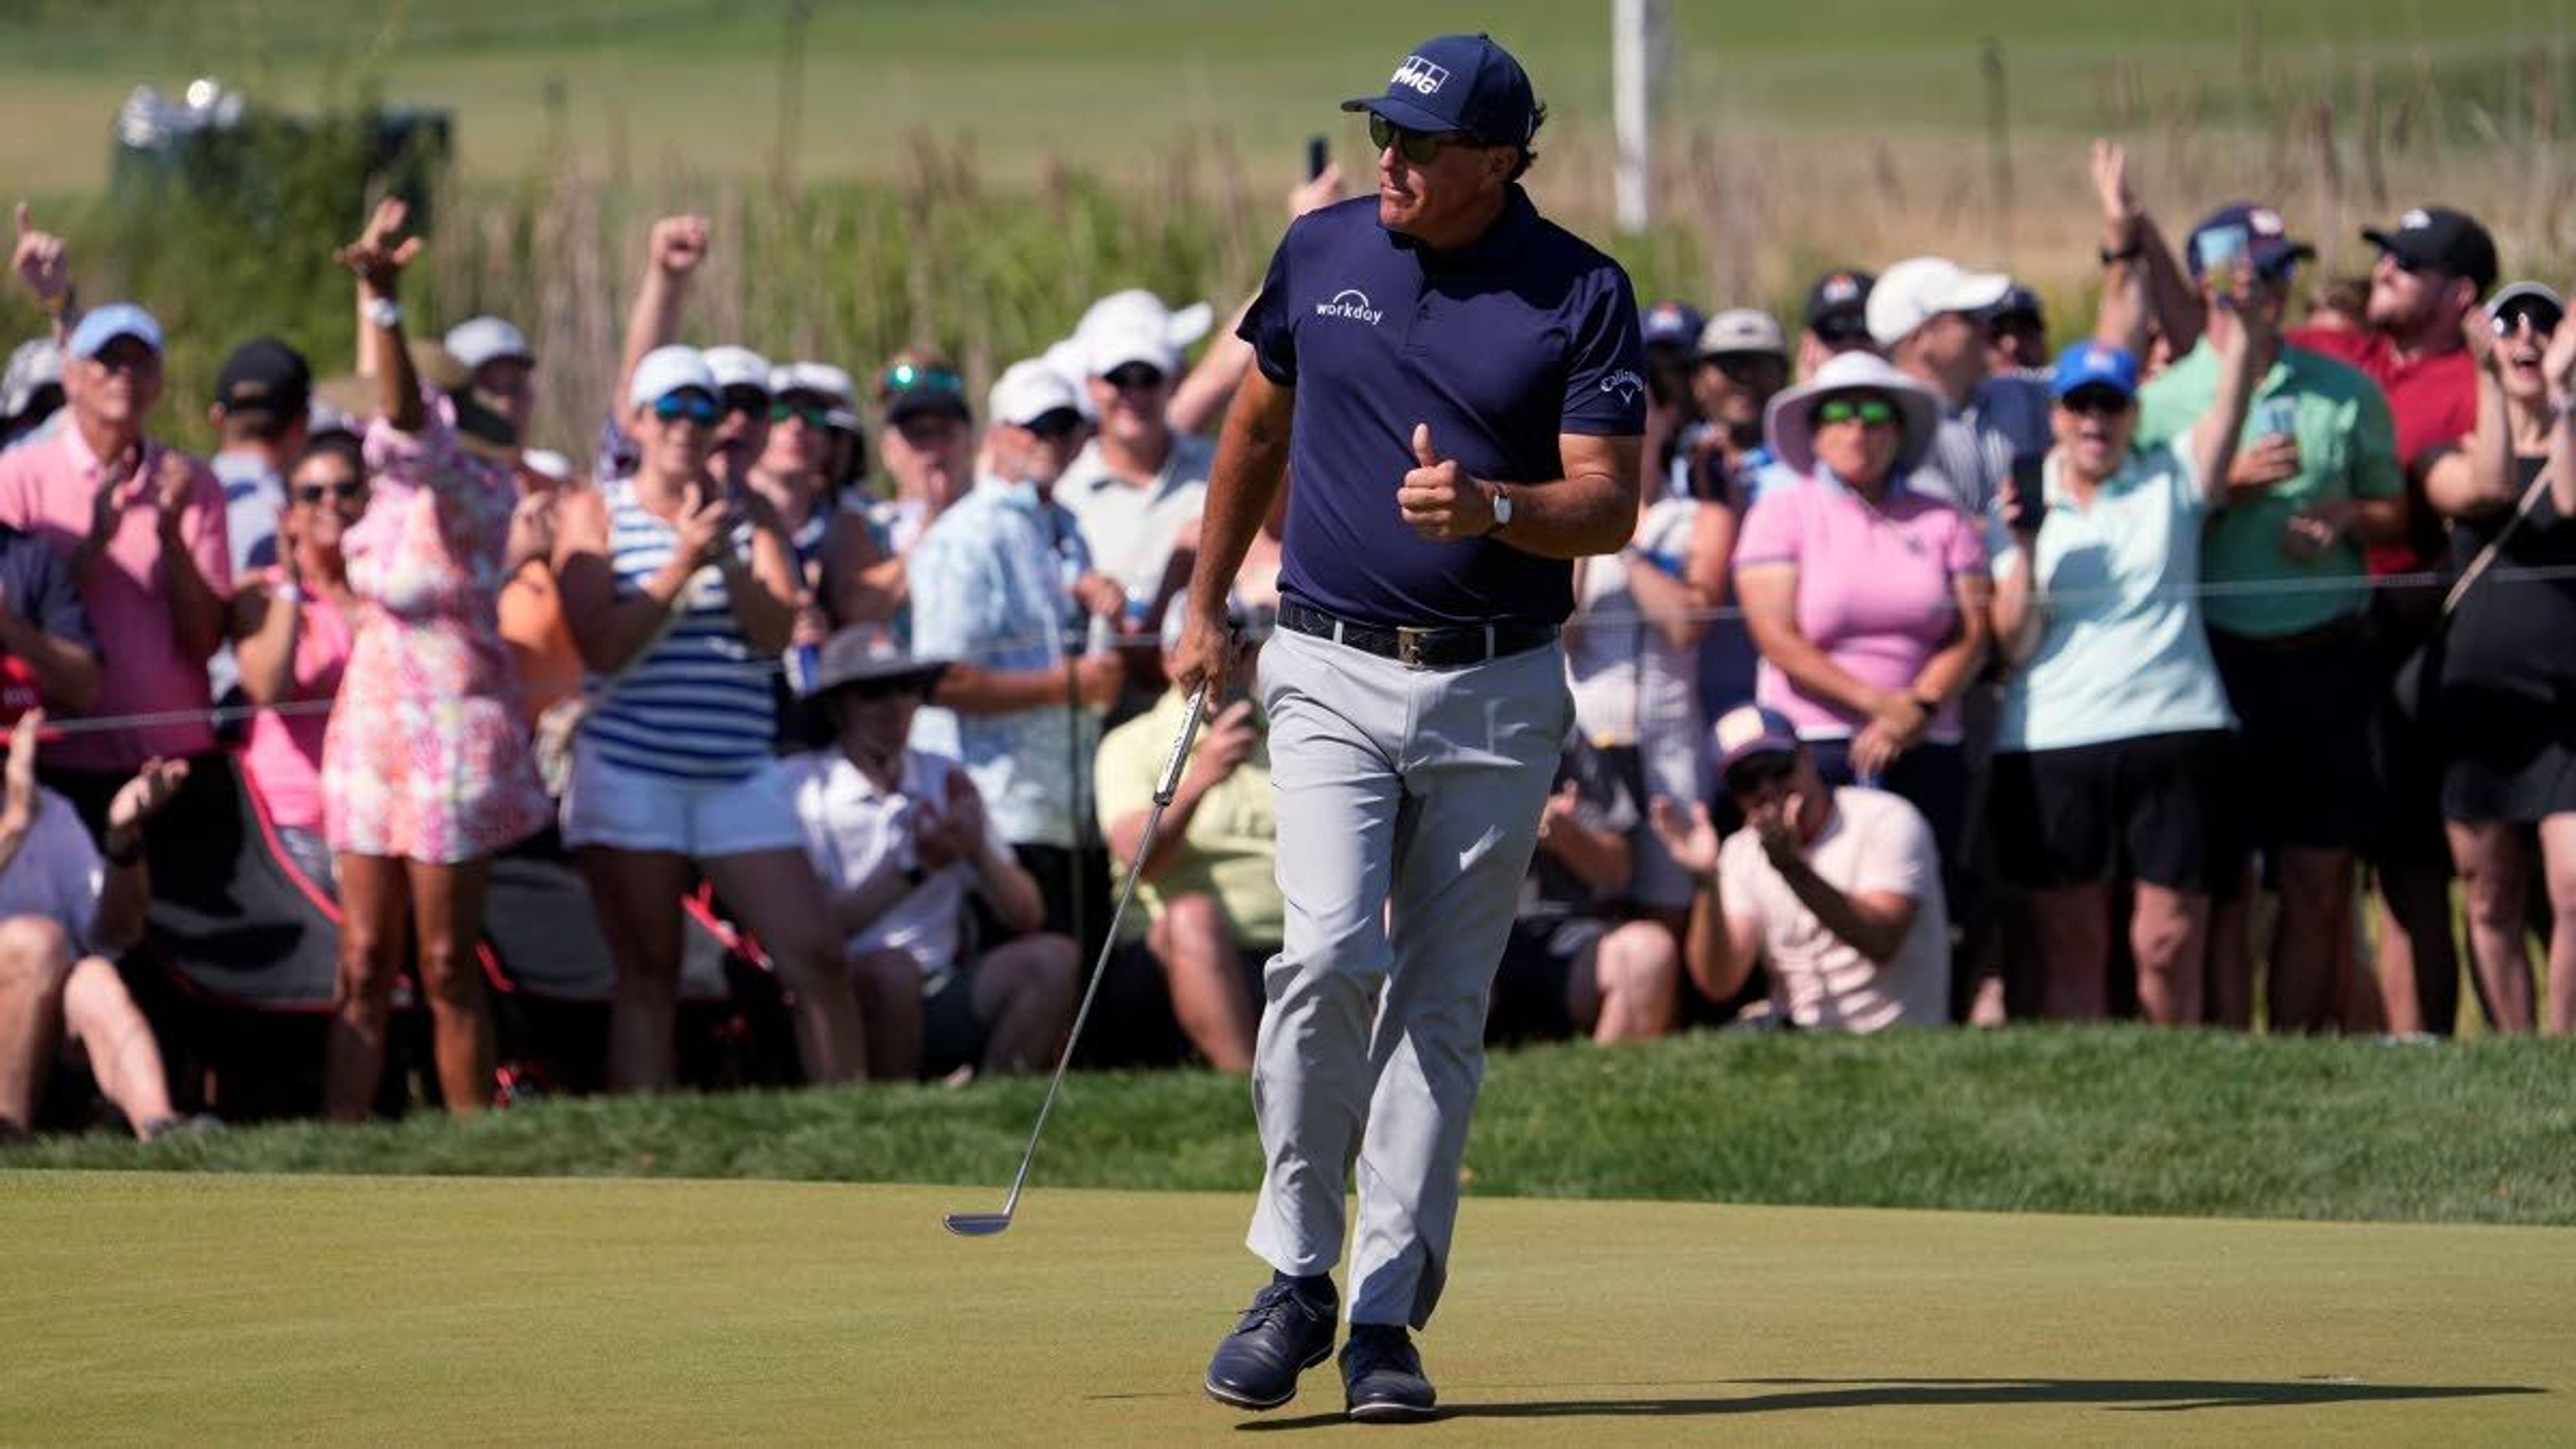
[321,393,549,862]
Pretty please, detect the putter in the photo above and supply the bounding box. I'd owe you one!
[945,681,1211,1237]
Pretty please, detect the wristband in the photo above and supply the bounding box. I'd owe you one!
[2098,242,2143,266]
[103,833,144,867]
[365,297,404,330]
[1911,690,1943,714]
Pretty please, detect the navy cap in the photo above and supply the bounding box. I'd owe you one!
[2186,203,2316,279]
[1803,269,1876,329]
[1641,299,1705,350]
[1342,33,1539,148]
[214,337,313,417]
[2050,342,2140,401]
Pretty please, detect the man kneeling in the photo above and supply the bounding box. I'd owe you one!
[783,629,1077,1081]
[0,712,193,1138]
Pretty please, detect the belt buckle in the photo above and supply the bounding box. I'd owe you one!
[1395,626,1430,670]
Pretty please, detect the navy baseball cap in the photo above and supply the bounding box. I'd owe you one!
[1342,33,1539,148]
[2186,203,2316,278]
[1712,703,1804,774]
[1642,299,1706,350]
[2051,342,2140,401]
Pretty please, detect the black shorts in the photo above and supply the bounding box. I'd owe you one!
[2210,624,2381,854]
[1485,916,1604,1045]
[1992,730,2233,894]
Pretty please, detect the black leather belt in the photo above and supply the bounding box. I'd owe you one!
[1277,598,1558,671]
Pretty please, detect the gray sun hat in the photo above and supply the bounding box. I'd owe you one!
[812,625,950,695]
[1762,351,1943,480]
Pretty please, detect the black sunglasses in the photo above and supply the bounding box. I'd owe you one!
[1025,409,1085,442]
[2058,386,2132,417]
[1724,752,1798,796]
[292,478,366,504]
[2492,300,2565,338]
[720,385,770,417]
[1367,113,1470,166]
[1103,364,1168,392]
[1811,313,1871,345]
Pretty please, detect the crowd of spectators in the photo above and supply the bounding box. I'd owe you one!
[3,133,2574,1138]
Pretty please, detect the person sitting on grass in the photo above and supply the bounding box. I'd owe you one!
[1093,606,1281,1072]
[0,710,192,1140]
[1648,703,1950,1031]
[782,626,1075,1081]
[1488,735,1684,1047]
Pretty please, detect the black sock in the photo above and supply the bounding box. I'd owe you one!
[1273,1269,1335,1307]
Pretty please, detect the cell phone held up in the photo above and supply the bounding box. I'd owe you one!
[2195,223,2251,308]
[1306,135,1329,181]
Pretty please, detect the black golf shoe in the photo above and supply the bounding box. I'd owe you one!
[1203,1275,1338,1410]
[1340,1324,1436,1421]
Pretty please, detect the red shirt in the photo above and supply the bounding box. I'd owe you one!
[2286,325,2475,574]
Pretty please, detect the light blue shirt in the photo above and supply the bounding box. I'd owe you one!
[1996,441,2236,753]
[906,476,1098,848]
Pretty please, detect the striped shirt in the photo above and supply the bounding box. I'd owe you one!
[578,479,776,782]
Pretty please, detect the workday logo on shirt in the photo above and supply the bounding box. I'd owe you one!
[1316,289,1385,326]
[1391,56,1450,95]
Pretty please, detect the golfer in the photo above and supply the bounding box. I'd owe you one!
[1169,32,1644,1421]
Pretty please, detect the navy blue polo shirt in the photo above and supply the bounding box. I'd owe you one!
[1242,186,1645,627]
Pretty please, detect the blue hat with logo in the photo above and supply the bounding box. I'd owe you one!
[2185,202,2316,279]
[65,303,164,361]
[2051,342,2141,401]
[1342,33,1539,148]
[1641,299,1706,350]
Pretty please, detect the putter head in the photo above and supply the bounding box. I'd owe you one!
[943,1212,1013,1237]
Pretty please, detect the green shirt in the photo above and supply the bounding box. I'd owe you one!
[2135,339,2402,638]
[1093,688,1285,946]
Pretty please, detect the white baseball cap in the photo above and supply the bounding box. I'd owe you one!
[627,345,718,411]
[443,315,533,370]
[702,345,773,394]
[769,361,855,405]
[1077,288,1213,351]
[989,359,1084,427]
[1865,257,2015,348]
[1085,317,1182,379]
[1696,308,1788,360]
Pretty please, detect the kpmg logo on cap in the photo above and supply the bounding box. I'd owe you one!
[1391,55,1450,95]
[1601,370,1646,406]
[1316,289,1385,326]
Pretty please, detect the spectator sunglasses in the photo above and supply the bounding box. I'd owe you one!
[1025,408,1085,443]
[651,390,722,424]
[1103,364,1167,392]
[1367,114,1472,166]
[1724,752,1798,796]
[1814,396,1898,429]
[2493,296,2564,338]
[292,478,366,504]
[2058,386,2132,418]
[770,398,834,428]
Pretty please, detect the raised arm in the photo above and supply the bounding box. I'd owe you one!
[2546,306,2576,520]
[11,203,78,346]
[334,198,428,434]
[615,217,709,427]
[2186,260,2273,507]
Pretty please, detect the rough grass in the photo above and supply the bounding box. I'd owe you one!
[11,1027,2575,1225]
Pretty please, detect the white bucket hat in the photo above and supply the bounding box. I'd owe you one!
[1762,351,1943,480]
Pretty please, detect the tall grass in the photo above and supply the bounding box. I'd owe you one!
[6,36,2572,460]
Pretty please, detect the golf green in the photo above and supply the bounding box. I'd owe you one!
[2,1173,2561,1444]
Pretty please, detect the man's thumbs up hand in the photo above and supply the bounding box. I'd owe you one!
[1397,422,1499,542]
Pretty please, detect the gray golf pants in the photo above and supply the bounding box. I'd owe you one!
[1246,624,1572,1329]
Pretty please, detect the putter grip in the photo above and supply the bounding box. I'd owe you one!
[1150,685,1212,806]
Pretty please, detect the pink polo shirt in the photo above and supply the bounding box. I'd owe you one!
[1733,475,1986,742]
[0,425,231,770]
